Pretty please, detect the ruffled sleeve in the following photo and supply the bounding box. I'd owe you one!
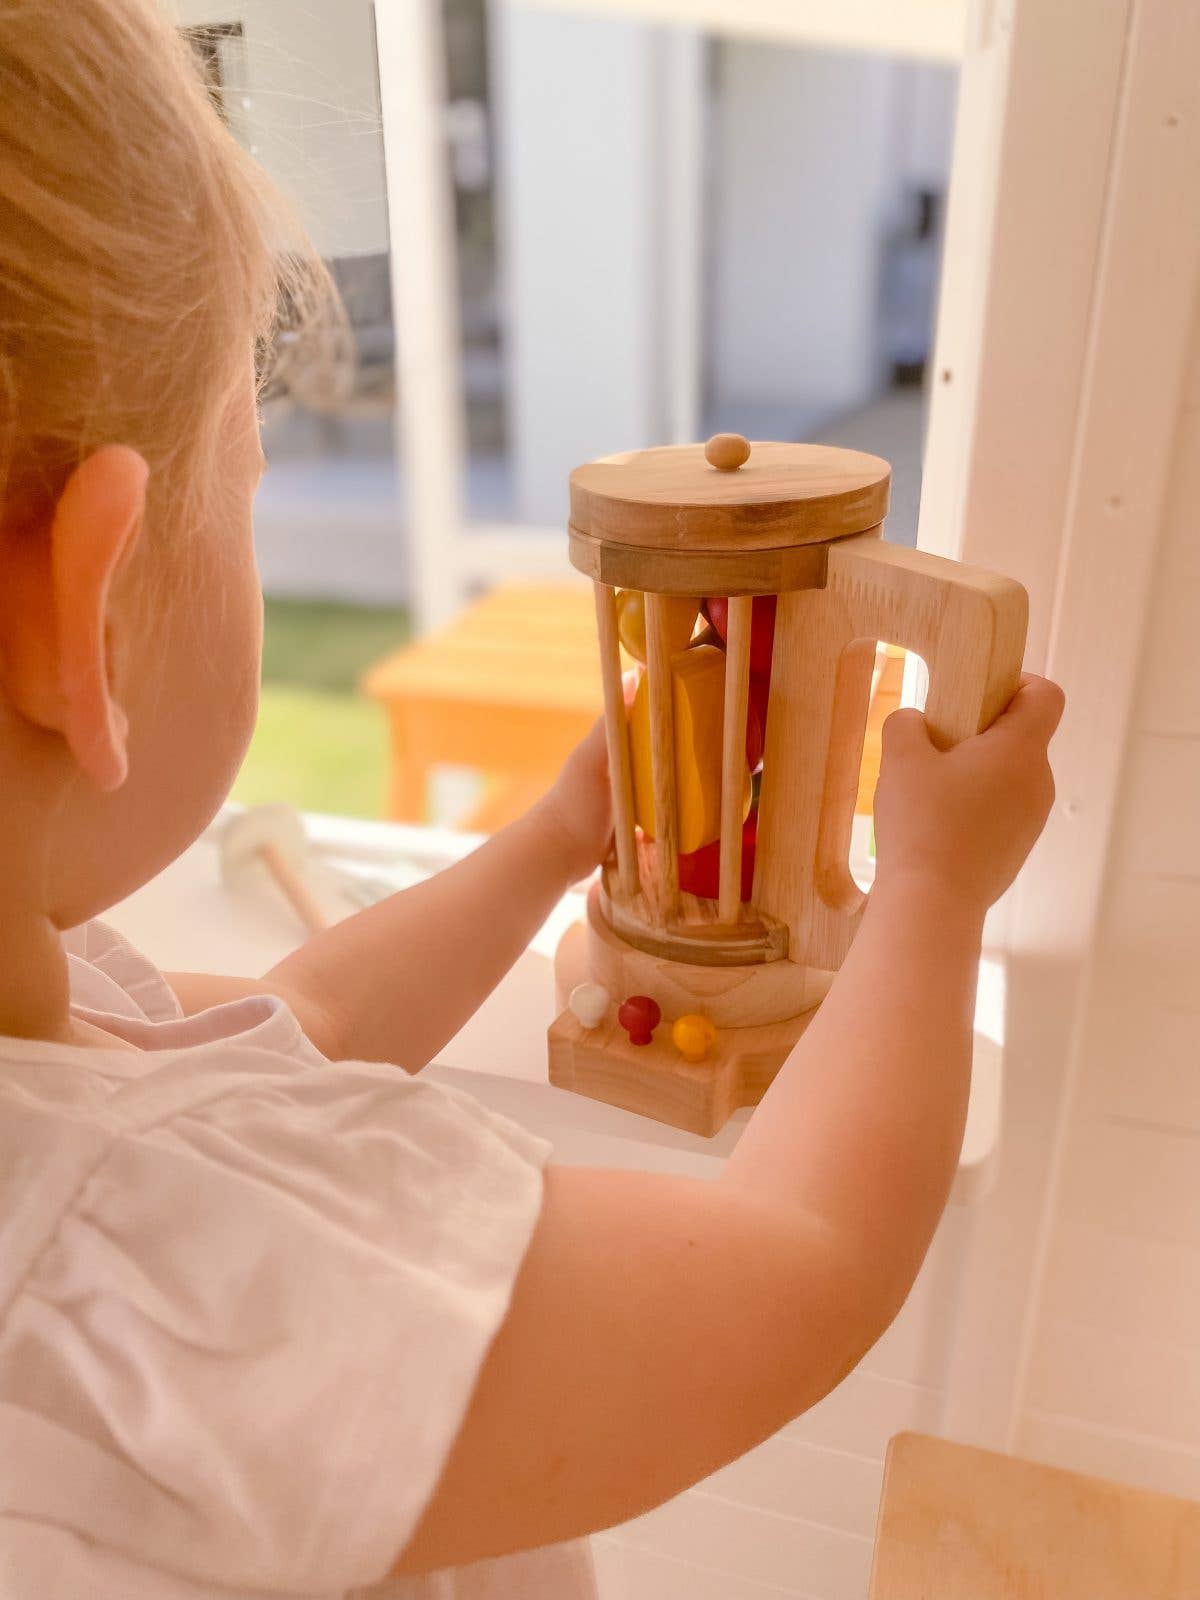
[0,1063,551,1595]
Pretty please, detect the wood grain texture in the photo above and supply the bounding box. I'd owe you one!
[560,901,813,1024]
[597,830,787,966]
[829,535,1029,745]
[550,909,822,1135]
[566,892,822,1027]
[600,887,787,967]
[593,581,639,898]
[856,645,906,814]
[644,592,680,921]
[870,1432,1200,1600]
[719,596,754,922]
[547,1002,816,1139]
[570,441,891,550]
[755,533,1028,970]
[752,582,870,969]
[567,524,832,596]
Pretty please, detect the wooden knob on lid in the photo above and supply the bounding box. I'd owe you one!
[704,432,751,471]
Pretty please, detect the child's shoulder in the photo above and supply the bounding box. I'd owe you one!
[2,921,551,1282]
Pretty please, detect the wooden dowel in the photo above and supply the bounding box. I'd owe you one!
[718,595,753,922]
[592,581,640,899]
[260,841,330,937]
[643,591,680,923]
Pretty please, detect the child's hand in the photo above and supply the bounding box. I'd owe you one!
[873,673,1065,911]
[537,719,613,884]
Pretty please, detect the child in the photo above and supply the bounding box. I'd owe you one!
[0,3,1064,1597]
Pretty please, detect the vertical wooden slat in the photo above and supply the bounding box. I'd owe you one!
[718,595,753,921]
[592,582,639,899]
[644,591,680,922]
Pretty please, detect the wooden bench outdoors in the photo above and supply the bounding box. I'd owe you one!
[363,582,906,834]
[363,583,604,833]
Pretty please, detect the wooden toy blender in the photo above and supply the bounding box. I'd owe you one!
[548,434,1028,1136]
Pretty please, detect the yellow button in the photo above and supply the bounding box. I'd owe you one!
[672,1014,716,1062]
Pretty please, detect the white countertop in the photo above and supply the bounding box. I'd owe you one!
[106,809,1004,1198]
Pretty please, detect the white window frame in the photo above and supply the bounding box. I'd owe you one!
[923,0,1200,1447]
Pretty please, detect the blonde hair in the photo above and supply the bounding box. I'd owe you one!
[0,0,331,534]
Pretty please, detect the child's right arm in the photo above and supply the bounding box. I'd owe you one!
[393,675,1064,1577]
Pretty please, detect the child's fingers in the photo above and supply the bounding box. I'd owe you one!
[988,673,1066,748]
[881,673,1064,765]
[881,706,933,758]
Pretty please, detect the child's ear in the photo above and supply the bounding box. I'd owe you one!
[0,444,148,792]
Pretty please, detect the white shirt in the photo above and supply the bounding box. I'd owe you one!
[0,922,597,1600]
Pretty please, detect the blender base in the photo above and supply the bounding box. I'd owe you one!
[547,1004,818,1138]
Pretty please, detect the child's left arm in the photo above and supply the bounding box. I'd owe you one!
[169,722,611,1068]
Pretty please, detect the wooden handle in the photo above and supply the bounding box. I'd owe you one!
[827,535,1028,745]
[815,534,1028,919]
[753,533,1028,976]
[259,841,329,938]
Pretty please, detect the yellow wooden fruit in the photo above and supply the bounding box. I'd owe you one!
[628,643,751,853]
[672,1014,716,1062]
[614,589,699,664]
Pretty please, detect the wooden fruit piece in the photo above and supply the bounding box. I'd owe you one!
[617,994,661,1045]
[678,811,758,901]
[614,589,699,664]
[629,644,751,854]
[704,595,777,678]
[672,1014,717,1062]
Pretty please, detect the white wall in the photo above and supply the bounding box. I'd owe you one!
[897,59,958,188]
[491,5,665,527]
[708,43,895,423]
[172,0,388,258]
[493,18,957,527]
[707,44,956,430]
[1012,292,1200,1500]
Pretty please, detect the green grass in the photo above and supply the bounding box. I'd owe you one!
[258,598,411,692]
[230,599,411,818]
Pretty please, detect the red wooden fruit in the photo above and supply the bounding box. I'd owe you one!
[677,812,758,902]
[703,595,777,678]
[617,994,661,1046]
